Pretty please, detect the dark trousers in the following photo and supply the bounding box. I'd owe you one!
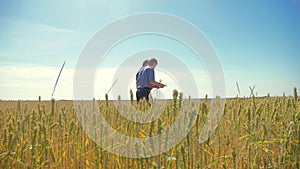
[136,88,151,102]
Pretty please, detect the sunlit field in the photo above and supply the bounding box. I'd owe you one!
[0,89,299,168]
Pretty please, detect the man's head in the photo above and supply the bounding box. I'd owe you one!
[142,60,149,67]
[149,58,158,69]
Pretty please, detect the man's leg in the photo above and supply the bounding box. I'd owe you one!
[144,89,151,106]
[137,89,143,103]
[136,90,139,103]
[137,88,150,103]
[144,89,151,101]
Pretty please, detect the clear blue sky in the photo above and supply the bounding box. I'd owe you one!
[0,0,299,99]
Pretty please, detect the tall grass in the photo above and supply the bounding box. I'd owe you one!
[0,89,299,168]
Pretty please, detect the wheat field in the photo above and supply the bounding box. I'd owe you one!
[0,89,299,168]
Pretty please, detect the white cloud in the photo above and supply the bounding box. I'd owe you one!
[0,63,216,100]
[223,70,299,98]
[0,64,72,100]
[0,64,119,100]
[1,19,79,35]
[0,19,86,68]
[34,23,79,35]
[5,63,294,100]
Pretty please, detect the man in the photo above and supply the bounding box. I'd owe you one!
[136,59,149,101]
[136,58,166,102]
[136,59,149,89]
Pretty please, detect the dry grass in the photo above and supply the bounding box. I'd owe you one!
[0,93,299,168]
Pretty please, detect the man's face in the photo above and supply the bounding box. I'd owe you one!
[153,63,157,69]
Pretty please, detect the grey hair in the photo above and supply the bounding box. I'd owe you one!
[149,58,158,67]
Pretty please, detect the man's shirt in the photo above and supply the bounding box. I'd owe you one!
[136,66,155,88]
[136,68,143,82]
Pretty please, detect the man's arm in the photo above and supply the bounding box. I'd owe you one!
[147,68,165,88]
[149,81,166,88]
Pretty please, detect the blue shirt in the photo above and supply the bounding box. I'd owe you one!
[136,68,143,82]
[137,66,155,88]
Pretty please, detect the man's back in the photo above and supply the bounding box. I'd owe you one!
[137,66,155,89]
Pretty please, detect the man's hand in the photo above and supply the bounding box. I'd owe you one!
[158,83,167,88]
[150,81,167,88]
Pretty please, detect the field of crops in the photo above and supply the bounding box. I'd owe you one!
[0,89,299,168]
